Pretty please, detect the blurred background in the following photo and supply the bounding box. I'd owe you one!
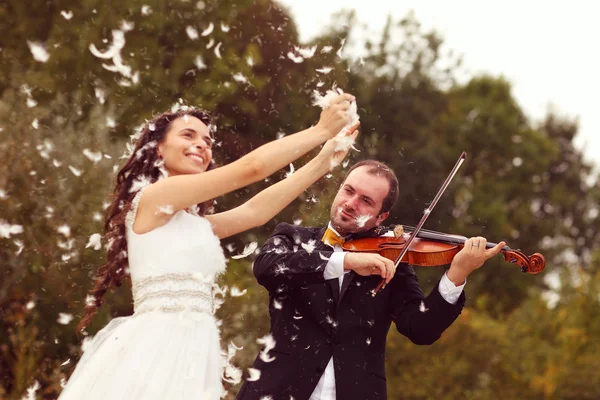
[2,0,600,399]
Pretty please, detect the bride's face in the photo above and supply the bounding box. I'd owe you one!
[157,116,213,176]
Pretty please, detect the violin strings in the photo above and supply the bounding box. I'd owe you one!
[387,224,506,250]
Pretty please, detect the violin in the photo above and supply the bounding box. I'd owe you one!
[342,225,546,274]
[355,152,546,296]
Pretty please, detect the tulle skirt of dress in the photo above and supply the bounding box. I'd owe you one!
[58,311,224,400]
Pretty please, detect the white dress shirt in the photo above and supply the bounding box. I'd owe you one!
[309,224,465,400]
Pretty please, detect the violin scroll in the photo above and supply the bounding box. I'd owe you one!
[502,250,546,274]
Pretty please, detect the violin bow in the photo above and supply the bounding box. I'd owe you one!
[372,152,467,297]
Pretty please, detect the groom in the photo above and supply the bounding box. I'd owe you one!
[236,160,504,400]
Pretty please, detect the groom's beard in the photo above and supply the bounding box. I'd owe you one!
[330,206,377,236]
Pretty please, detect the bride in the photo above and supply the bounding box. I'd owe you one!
[58,94,358,399]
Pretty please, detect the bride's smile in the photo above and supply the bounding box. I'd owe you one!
[157,117,213,176]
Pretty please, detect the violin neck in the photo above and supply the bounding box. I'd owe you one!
[399,225,510,251]
[447,235,505,250]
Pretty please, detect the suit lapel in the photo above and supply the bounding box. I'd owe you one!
[339,271,356,303]
[328,278,340,304]
[336,227,388,304]
[315,226,358,305]
[314,227,341,304]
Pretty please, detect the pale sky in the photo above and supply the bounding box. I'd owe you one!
[279,0,600,173]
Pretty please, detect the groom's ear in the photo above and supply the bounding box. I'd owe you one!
[376,212,389,225]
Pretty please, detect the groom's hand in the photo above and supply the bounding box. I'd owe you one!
[344,253,396,284]
[447,236,505,285]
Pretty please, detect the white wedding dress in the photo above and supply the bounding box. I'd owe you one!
[59,189,228,399]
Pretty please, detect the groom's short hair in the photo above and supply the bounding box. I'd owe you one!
[342,160,399,215]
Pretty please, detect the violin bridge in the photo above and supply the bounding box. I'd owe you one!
[393,225,404,239]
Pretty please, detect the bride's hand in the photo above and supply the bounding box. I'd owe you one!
[318,122,360,169]
[315,93,355,138]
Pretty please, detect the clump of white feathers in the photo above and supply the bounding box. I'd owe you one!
[312,87,360,169]
[312,86,359,129]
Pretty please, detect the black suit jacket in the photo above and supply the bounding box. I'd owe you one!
[237,223,465,400]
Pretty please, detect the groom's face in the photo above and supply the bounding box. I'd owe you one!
[329,166,390,236]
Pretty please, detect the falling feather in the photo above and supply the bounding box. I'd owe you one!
[247,368,261,382]
[315,67,333,74]
[214,42,222,58]
[61,10,73,20]
[201,22,214,36]
[186,26,199,40]
[0,221,23,239]
[257,334,276,363]
[195,55,207,70]
[231,242,258,259]
[230,287,247,297]
[57,313,74,325]
[294,45,317,58]
[287,52,303,63]
[27,41,49,62]
[83,149,103,163]
[86,233,102,250]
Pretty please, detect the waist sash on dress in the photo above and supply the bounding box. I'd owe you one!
[132,273,214,315]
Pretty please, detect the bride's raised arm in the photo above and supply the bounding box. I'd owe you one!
[134,93,354,233]
[207,126,359,239]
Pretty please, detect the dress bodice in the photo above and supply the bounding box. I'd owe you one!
[125,189,227,314]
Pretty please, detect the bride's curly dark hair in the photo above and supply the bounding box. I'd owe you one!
[77,107,216,333]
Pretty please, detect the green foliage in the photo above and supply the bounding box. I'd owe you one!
[1,1,600,399]
[383,268,600,400]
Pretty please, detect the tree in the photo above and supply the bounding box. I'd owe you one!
[2,3,600,398]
